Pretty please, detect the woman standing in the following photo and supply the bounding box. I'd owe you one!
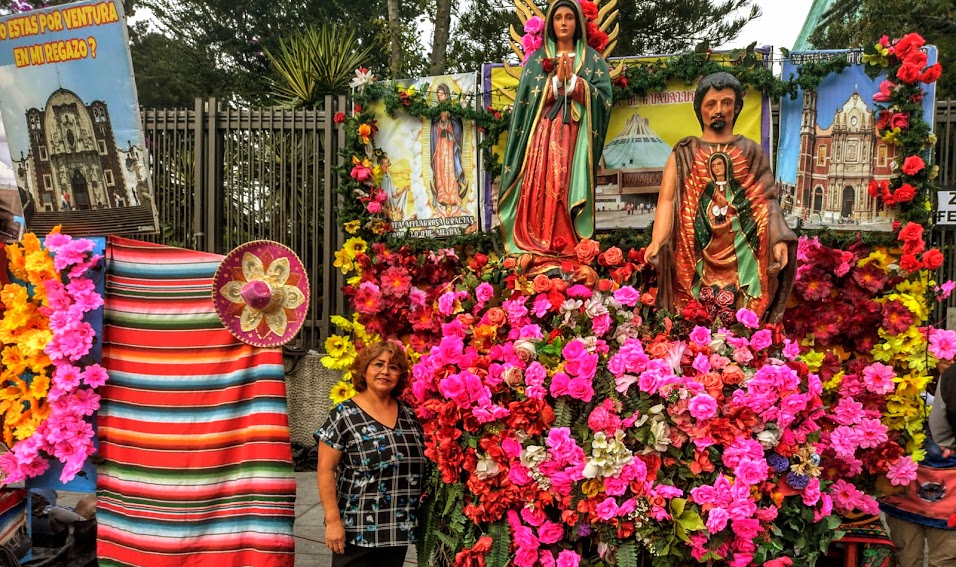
[315,341,425,567]
[497,0,612,270]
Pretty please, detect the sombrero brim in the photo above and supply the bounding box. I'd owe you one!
[212,240,310,348]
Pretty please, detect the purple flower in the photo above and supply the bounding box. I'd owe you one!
[785,472,810,490]
[766,453,790,473]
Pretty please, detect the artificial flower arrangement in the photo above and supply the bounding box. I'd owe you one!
[864,32,942,224]
[0,229,106,485]
[320,31,950,566]
[785,230,953,494]
[409,238,887,567]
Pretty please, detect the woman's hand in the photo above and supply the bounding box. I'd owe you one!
[556,54,567,82]
[325,520,346,554]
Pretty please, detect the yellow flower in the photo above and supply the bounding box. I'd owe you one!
[343,237,367,257]
[28,374,49,401]
[581,478,603,497]
[822,370,843,392]
[329,379,356,405]
[858,249,891,272]
[880,127,902,146]
[346,275,362,286]
[801,349,825,372]
[333,249,355,275]
[325,335,351,358]
[1,346,26,376]
[344,220,361,234]
[330,315,353,332]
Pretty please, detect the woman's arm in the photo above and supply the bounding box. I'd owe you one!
[318,442,346,554]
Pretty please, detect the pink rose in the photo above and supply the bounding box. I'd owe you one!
[613,285,640,306]
[537,521,564,544]
[366,201,382,214]
[556,550,581,567]
[688,393,718,420]
[735,308,759,329]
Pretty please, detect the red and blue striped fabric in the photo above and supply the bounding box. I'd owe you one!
[97,237,296,567]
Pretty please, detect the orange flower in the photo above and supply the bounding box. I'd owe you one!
[358,123,373,144]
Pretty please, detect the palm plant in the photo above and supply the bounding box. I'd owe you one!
[265,25,376,109]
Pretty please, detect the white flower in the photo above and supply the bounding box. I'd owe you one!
[475,452,500,480]
[757,428,781,449]
[349,67,376,91]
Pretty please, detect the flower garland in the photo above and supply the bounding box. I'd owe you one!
[0,229,106,484]
[864,33,942,226]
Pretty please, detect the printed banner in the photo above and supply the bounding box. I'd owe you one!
[0,120,24,242]
[777,48,938,230]
[372,72,479,238]
[0,0,159,237]
[482,51,772,231]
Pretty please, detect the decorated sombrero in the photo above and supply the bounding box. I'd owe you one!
[213,240,310,348]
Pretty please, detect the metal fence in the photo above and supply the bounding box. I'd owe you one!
[140,97,348,350]
[138,98,956,350]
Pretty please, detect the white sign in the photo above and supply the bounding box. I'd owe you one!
[937,190,956,226]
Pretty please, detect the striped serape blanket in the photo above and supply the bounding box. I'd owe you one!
[97,237,296,567]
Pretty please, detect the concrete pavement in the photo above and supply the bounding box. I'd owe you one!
[293,471,418,566]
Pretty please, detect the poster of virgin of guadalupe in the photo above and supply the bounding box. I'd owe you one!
[777,47,937,230]
[0,0,159,237]
[371,72,479,238]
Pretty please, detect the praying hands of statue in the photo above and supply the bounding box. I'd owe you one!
[556,53,572,84]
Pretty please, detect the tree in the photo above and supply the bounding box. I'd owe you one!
[139,0,423,103]
[264,25,375,108]
[810,0,956,98]
[446,0,518,74]
[428,0,453,75]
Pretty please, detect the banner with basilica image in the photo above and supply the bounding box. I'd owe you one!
[0,0,159,237]
[776,48,938,230]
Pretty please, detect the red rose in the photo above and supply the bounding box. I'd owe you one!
[333,111,346,124]
[901,155,926,176]
[892,33,926,60]
[597,278,613,292]
[900,253,922,272]
[896,60,923,84]
[614,75,629,88]
[903,238,925,256]
[892,183,916,203]
[542,58,556,73]
[353,104,363,113]
[890,112,909,130]
[579,0,598,21]
[876,110,893,130]
[867,179,883,198]
[897,221,924,243]
[923,248,944,270]
[920,63,942,84]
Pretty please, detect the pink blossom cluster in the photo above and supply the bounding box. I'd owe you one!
[0,232,107,484]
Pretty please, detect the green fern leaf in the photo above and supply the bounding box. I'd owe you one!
[486,520,512,567]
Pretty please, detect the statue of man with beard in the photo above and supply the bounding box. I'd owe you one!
[645,72,796,324]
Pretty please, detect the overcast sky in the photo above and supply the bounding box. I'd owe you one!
[718,0,816,51]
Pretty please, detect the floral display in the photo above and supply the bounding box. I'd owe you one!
[864,32,941,225]
[322,30,949,566]
[409,241,855,566]
[0,229,106,484]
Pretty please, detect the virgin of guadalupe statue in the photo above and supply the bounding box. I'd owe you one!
[497,0,612,274]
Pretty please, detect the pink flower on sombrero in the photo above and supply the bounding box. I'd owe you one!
[220,252,306,337]
[213,240,310,347]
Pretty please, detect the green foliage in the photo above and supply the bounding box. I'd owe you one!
[265,25,375,108]
[614,46,850,104]
[486,520,512,567]
[616,540,640,567]
[810,0,956,97]
[553,397,572,428]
